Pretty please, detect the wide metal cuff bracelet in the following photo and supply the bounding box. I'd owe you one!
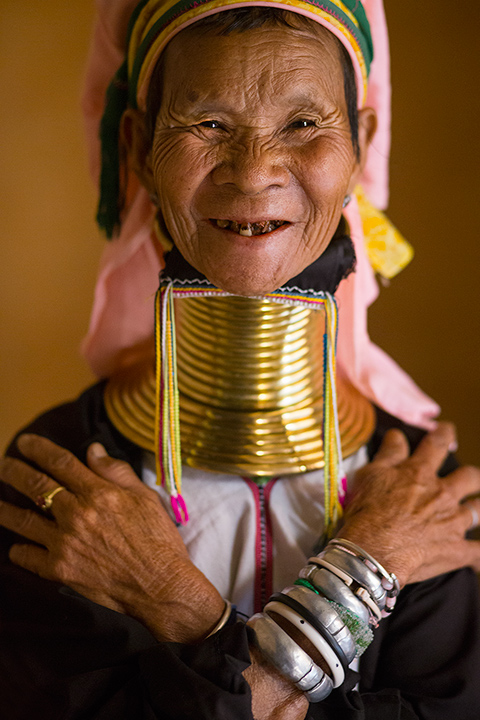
[299,564,370,625]
[264,600,345,688]
[279,585,356,664]
[247,613,334,702]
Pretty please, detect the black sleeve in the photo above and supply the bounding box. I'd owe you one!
[6,562,480,720]
[0,561,253,720]
[364,568,480,720]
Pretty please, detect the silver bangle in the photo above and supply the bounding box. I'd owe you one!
[281,585,356,665]
[205,599,232,638]
[299,564,370,625]
[264,600,346,688]
[329,539,400,615]
[247,613,334,702]
[305,669,334,702]
[310,557,382,626]
[313,547,387,609]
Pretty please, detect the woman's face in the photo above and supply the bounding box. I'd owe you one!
[142,22,373,296]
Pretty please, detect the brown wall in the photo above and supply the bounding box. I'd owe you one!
[0,1,98,451]
[371,0,480,465]
[1,1,479,464]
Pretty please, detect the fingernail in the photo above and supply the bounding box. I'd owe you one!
[449,441,458,453]
[89,443,107,458]
[16,434,34,450]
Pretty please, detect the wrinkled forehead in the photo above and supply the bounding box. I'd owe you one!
[158,20,348,117]
[127,1,371,110]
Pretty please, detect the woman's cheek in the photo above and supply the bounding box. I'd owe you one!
[153,140,199,214]
[296,133,356,197]
[157,189,197,251]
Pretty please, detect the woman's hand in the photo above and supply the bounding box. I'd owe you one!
[0,435,308,718]
[339,422,480,587]
[0,434,225,643]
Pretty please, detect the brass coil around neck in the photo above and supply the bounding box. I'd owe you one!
[104,294,375,476]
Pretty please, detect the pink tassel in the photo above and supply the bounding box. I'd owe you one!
[171,494,189,525]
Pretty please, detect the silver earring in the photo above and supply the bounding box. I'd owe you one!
[342,195,352,208]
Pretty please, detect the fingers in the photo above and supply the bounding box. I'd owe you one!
[410,422,456,473]
[443,465,480,503]
[0,454,73,515]
[86,444,142,489]
[9,543,50,577]
[408,538,480,583]
[0,500,55,545]
[9,436,143,500]
[442,539,480,577]
[372,428,410,466]
[15,434,96,495]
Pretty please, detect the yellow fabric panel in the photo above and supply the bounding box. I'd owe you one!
[356,186,414,279]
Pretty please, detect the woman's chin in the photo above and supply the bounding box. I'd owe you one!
[178,223,310,296]
[201,262,292,297]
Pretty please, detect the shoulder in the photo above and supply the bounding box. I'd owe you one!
[5,382,107,460]
[5,382,142,472]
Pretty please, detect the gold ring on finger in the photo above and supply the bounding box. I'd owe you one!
[35,486,66,512]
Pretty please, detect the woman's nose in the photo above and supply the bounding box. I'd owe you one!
[211,138,290,194]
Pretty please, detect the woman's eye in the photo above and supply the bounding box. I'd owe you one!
[198,120,222,129]
[288,119,316,130]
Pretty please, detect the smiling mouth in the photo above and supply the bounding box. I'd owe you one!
[210,219,288,237]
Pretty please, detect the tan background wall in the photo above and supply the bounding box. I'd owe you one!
[0,1,479,464]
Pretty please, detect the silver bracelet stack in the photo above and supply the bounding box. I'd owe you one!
[247,538,399,703]
[328,538,401,617]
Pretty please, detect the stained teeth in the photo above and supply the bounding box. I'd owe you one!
[214,219,286,235]
[239,224,253,237]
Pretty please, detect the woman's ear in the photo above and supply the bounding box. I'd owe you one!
[348,106,378,192]
[120,108,156,195]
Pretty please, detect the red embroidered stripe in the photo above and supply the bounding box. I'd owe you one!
[243,478,278,614]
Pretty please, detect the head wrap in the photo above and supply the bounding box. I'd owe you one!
[130,0,373,108]
[81,0,440,428]
[97,0,373,237]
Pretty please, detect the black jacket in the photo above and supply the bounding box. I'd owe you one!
[0,382,478,720]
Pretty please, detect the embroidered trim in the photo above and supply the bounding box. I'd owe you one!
[244,477,278,612]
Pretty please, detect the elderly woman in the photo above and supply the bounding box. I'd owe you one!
[1,1,480,718]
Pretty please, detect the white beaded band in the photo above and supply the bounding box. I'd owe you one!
[264,600,346,688]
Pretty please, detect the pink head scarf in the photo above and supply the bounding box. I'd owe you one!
[81,0,439,429]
